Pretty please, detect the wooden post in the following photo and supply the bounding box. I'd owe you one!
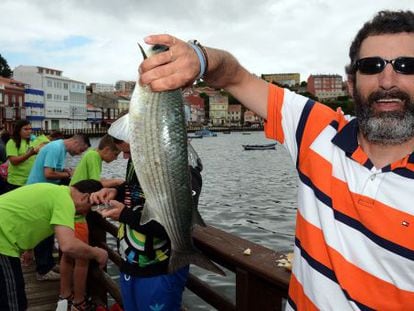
[86,211,108,306]
[236,268,284,311]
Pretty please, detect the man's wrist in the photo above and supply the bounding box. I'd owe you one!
[188,40,208,80]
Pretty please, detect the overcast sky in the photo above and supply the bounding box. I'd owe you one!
[1,0,413,85]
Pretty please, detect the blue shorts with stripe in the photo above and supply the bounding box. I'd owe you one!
[120,265,189,311]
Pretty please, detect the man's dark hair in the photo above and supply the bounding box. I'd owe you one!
[71,179,103,193]
[72,133,91,147]
[98,134,118,151]
[345,10,414,82]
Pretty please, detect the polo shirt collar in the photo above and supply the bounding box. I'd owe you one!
[331,118,414,170]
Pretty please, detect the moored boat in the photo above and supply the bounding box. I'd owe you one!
[242,143,276,150]
[188,134,203,139]
[194,129,218,137]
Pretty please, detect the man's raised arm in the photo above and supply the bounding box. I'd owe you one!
[139,34,269,120]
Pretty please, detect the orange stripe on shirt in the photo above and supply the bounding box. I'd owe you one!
[297,104,339,167]
[390,155,409,170]
[405,162,414,171]
[351,146,369,164]
[264,84,285,143]
[332,177,414,251]
[299,148,333,198]
[296,213,414,309]
[296,211,332,269]
[288,273,319,311]
[297,146,414,252]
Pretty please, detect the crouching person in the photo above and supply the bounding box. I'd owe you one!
[0,180,108,311]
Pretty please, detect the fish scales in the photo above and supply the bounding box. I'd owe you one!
[144,90,192,250]
[128,44,224,275]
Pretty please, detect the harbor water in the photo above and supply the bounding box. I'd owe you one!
[67,131,298,310]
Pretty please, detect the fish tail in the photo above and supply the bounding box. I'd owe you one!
[169,250,225,276]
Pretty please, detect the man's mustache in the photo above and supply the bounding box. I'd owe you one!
[368,89,411,105]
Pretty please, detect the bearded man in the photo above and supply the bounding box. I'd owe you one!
[137,9,414,310]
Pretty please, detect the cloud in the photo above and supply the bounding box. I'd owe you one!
[1,0,413,84]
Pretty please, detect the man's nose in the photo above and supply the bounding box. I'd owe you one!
[377,63,399,90]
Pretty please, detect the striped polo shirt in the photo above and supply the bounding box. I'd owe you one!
[265,84,414,310]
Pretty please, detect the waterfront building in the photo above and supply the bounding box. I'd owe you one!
[115,80,135,95]
[13,66,87,130]
[89,83,115,93]
[24,88,45,130]
[184,94,205,126]
[117,96,129,112]
[228,104,242,126]
[244,109,263,127]
[0,77,26,132]
[86,104,103,129]
[307,74,346,100]
[261,73,300,87]
[209,94,228,126]
[87,92,123,126]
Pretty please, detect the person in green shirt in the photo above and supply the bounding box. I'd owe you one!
[0,180,108,311]
[5,120,44,191]
[59,134,123,310]
[32,130,64,148]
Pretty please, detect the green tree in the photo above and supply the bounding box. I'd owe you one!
[0,54,12,78]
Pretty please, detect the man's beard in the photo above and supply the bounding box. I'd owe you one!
[354,88,414,145]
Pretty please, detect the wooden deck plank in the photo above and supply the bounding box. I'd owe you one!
[22,264,60,311]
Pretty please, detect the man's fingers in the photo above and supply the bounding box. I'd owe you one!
[144,34,178,47]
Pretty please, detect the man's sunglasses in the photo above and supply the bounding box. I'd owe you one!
[353,57,414,75]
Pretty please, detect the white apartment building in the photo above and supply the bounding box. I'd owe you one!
[90,83,115,93]
[13,66,87,130]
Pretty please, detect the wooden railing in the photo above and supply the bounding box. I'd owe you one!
[86,212,291,310]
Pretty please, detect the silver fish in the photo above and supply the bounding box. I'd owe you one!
[128,44,224,275]
[91,202,113,212]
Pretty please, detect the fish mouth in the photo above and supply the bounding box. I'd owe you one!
[138,43,147,60]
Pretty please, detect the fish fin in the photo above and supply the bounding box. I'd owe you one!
[169,249,225,276]
[107,114,130,142]
[137,43,147,60]
[192,208,206,227]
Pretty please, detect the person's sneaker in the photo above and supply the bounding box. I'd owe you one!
[52,264,60,273]
[36,270,60,281]
[56,294,73,311]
